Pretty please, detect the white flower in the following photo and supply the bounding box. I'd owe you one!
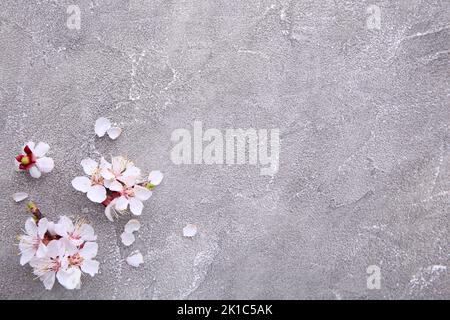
[101,156,142,188]
[58,241,100,289]
[29,240,65,290]
[20,214,100,290]
[18,218,49,265]
[71,158,107,203]
[114,184,152,216]
[95,117,122,140]
[15,141,54,178]
[54,216,97,246]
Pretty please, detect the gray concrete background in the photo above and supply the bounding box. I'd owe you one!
[0,0,449,299]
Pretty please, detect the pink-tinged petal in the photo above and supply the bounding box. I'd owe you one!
[115,196,129,211]
[56,267,81,290]
[95,117,111,137]
[42,271,56,290]
[81,259,99,277]
[36,157,54,173]
[71,176,91,193]
[148,170,163,186]
[126,250,143,267]
[120,232,135,246]
[37,218,49,238]
[81,158,98,176]
[129,198,144,216]
[79,224,97,242]
[79,242,98,259]
[107,127,122,140]
[87,185,107,203]
[29,166,42,178]
[33,142,50,157]
[25,218,38,236]
[108,180,123,192]
[133,185,152,201]
[12,192,28,202]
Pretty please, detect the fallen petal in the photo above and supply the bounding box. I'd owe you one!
[148,170,164,186]
[126,250,144,267]
[95,117,111,137]
[107,127,122,140]
[183,224,198,237]
[120,232,135,246]
[124,219,141,233]
[13,192,28,202]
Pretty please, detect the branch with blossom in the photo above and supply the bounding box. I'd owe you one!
[18,202,99,290]
[71,156,163,221]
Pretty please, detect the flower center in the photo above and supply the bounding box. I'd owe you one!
[21,156,31,165]
[69,253,84,267]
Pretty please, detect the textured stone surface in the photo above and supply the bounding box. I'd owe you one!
[0,0,449,299]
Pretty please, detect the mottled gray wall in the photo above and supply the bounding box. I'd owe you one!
[0,0,449,299]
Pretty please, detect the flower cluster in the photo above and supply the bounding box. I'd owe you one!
[18,203,99,290]
[71,156,163,221]
[15,142,54,178]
